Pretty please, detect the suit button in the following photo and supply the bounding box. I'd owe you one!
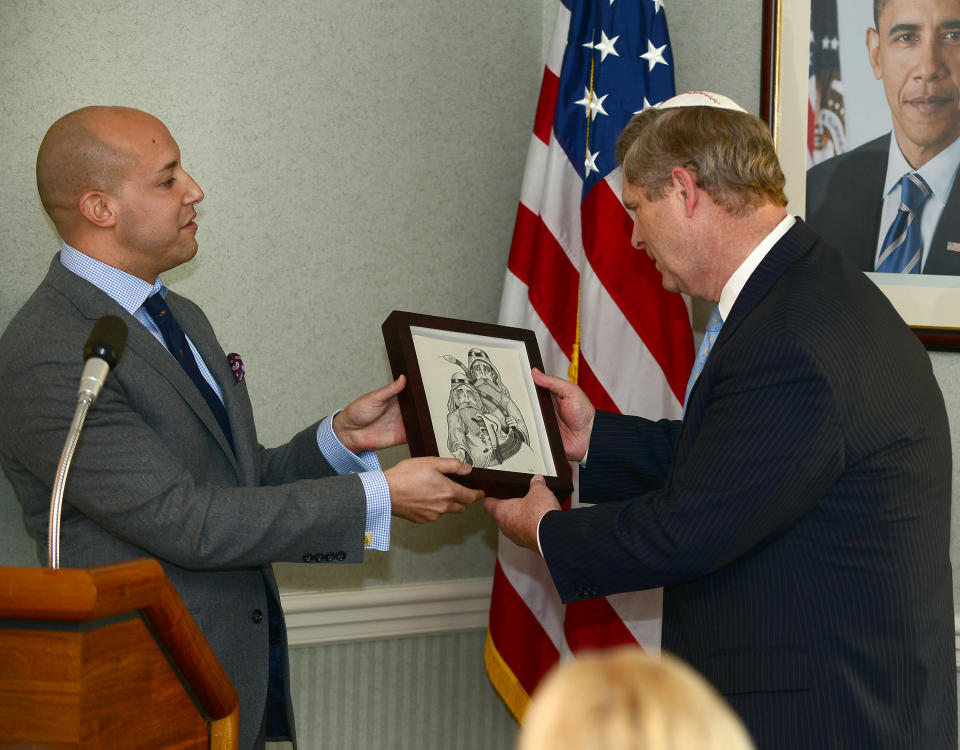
[335,551,346,561]
[324,553,336,562]
[251,609,263,624]
[303,553,314,563]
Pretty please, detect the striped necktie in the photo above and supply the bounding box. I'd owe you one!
[876,172,931,274]
[683,305,723,415]
[143,293,234,451]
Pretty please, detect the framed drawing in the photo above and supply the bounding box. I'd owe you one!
[762,0,960,349]
[381,311,573,499]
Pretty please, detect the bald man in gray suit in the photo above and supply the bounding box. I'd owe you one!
[0,106,483,750]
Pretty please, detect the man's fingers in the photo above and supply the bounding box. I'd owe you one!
[368,374,405,404]
[529,474,546,489]
[430,456,474,476]
[532,367,566,393]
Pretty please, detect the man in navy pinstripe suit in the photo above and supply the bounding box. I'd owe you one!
[486,92,956,748]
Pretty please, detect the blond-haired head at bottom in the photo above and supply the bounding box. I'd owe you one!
[517,647,754,750]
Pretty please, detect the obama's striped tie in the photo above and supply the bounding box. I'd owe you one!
[876,172,931,274]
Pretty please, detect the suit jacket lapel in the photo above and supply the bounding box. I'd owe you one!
[923,164,960,274]
[712,219,818,355]
[855,136,888,271]
[44,258,244,478]
[164,292,256,479]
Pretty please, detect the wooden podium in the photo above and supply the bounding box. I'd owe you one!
[0,558,239,749]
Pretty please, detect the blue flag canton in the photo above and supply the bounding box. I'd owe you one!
[555,0,676,196]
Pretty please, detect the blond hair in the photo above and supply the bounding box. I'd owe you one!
[517,648,755,750]
[615,106,787,216]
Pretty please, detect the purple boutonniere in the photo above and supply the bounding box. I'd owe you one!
[227,353,245,383]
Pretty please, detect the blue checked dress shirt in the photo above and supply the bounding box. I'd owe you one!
[59,242,390,549]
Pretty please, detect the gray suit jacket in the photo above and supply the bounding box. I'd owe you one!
[0,256,370,750]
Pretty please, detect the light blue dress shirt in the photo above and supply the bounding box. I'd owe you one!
[59,242,391,549]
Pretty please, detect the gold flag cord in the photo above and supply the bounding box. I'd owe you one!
[569,54,595,386]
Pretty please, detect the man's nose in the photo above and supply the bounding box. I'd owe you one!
[915,37,947,80]
[183,171,205,204]
[631,220,644,250]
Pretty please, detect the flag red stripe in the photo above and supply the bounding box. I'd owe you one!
[533,67,561,146]
[507,203,579,357]
[563,598,640,652]
[580,181,694,401]
[488,560,560,695]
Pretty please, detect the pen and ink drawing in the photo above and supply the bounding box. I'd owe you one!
[441,347,537,470]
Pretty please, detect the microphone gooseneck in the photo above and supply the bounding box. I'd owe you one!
[48,315,128,569]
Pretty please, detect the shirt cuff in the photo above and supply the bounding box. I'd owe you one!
[317,411,380,473]
[536,511,547,556]
[359,470,391,550]
[317,412,390,550]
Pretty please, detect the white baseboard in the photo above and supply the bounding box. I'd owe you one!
[281,577,493,647]
[283,584,960,674]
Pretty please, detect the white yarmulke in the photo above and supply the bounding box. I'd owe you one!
[655,91,747,113]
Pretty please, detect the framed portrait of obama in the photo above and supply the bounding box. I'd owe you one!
[762,0,960,347]
[382,311,573,499]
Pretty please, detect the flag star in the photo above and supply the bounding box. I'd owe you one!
[640,40,668,71]
[575,87,609,120]
[651,0,665,12]
[593,31,620,61]
[584,149,600,175]
[633,97,653,114]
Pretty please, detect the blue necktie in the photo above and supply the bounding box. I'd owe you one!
[143,293,234,451]
[683,305,723,414]
[876,172,931,274]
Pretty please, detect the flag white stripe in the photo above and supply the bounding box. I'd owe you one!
[536,134,586,271]
[497,535,566,649]
[606,588,663,652]
[498,272,570,379]
[518,134,549,217]
[578,259,684,418]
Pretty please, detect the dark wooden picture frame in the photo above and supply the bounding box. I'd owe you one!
[382,310,573,499]
[761,0,960,350]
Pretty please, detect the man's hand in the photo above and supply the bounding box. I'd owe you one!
[532,368,595,461]
[334,375,407,454]
[385,457,484,523]
[483,475,561,551]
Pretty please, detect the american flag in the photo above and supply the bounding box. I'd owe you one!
[485,0,694,719]
[808,0,847,165]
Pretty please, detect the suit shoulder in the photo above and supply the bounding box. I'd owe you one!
[807,134,889,190]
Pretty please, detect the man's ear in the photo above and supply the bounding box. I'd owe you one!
[671,166,699,217]
[78,191,117,228]
[866,27,882,81]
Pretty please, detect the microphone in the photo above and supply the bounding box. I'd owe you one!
[48,315,128,568]
[78,315,128,403]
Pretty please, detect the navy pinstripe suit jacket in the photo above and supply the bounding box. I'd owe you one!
[539,219,956,748]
